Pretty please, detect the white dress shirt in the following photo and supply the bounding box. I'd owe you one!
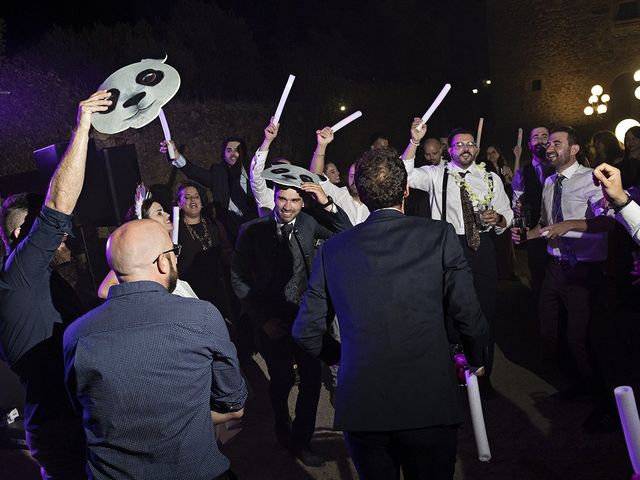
[403,158,513,235]
[617,201,640,246]
[318,180,370,226]
[249,149,275,215]
[540,161,608,261]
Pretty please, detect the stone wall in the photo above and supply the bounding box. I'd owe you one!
[486,0,640,153]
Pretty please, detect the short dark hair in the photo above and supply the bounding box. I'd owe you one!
[551,126,589,165]
[447,128,475,146]
[1,192,44,252]
[355,147,407,211]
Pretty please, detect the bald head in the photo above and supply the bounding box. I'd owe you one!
[107,219,175,288]
[423,138,443,165]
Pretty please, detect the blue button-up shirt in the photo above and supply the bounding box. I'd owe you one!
[0,206,80,429]
[64,280,247,480]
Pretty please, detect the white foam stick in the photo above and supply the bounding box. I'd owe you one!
[517,128,523,148]
[273,74,295,125]
[331,111,363,133]
[540,230,601,239]
[416,83,452,130]
[158,109,176,159]
[172,206,180,244]
[465,370,491,462]
[476,117,484,149]
[615,386,640,473]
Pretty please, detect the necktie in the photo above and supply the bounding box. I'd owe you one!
[280,222,293,244]
[459,171,481,251]
[551,175,564,223]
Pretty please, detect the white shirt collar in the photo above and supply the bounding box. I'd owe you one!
[556,160,580,180]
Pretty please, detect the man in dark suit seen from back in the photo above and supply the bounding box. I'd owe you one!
[293,147,489,480]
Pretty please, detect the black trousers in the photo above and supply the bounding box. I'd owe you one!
[538,259,603,380]
[526,238,550,302]
[344,426,458,480]
[457,233,497,376]
[259,332,322,447]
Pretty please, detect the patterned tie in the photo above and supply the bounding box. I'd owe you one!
[280,222,293,245]
[551,175,565,223]
[459,171,481,250]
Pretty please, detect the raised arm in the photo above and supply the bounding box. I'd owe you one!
[45,90,112,214]
[310,127,334,175]
[160,140,214,188]
[400,117,427,161]
[250,118,279,215]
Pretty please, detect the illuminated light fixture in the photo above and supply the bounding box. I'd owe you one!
[634,70,640,82]
[635,86,640,100]
[584,84,610,117]
[472,88,478,94]
[615,119,640,143]
[485,79,492,85]
[339,105,346,112]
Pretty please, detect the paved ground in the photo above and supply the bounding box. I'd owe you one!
[2,249,639,479]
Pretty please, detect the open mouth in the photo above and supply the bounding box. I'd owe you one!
[124,100,157,121]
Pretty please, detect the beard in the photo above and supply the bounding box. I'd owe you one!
[167,260,178,293]
[532,143,547,159]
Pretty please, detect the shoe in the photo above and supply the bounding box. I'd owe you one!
[292,445,326,467]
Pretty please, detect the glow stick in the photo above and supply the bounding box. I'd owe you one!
[465,370,491,462]
[273,74,295,125]
[172,206,179,244]
[540,230,601,239]
[158,109,176,159]
[330,111,362,133]
[517,128,523,148]
[415,83,452,130]
[615,386,640,473]
[476,117,484,149]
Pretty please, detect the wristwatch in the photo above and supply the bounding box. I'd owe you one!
[319,196,334,208]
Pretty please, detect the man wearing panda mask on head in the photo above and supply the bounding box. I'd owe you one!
[231,174,351,467]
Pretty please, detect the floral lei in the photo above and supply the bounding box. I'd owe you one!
[449,162,494,208]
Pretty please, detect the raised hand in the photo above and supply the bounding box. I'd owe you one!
[265,117,280,143]
[300,181,329,207]
[160,140,181,159]
[77,90,112,131]
[593,163,627,205]
[411,117,427,143]
[316,127,334,146]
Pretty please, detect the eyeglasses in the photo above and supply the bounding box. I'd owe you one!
[152,244,182,264]
[451,141,478,149]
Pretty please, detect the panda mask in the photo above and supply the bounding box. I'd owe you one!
[91,56,180,135]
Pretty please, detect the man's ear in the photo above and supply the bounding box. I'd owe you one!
[11,227,21,242]
[403,182,410,199]
[156,254,171,275]
[570,143,580,157]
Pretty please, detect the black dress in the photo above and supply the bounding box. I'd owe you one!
[177,217,230,318]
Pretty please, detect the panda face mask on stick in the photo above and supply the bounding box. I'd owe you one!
[91,57,181,135]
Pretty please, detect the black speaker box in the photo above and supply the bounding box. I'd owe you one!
[33,140,141,226]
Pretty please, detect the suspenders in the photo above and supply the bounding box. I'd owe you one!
[441,168,449,222]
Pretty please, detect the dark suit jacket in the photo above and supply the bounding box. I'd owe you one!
[292,209,488,432]
[180,158,257,240]
[231,209,351,329]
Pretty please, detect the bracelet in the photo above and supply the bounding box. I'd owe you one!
[313,152,325,156]
[612,195,633,213]
[319,196,334,208]
[409,138,420,147]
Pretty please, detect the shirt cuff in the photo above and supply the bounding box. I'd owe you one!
[40,206,74,235]
[172,154,187,168]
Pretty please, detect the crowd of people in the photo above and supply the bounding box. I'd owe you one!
[1,89,640,480]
